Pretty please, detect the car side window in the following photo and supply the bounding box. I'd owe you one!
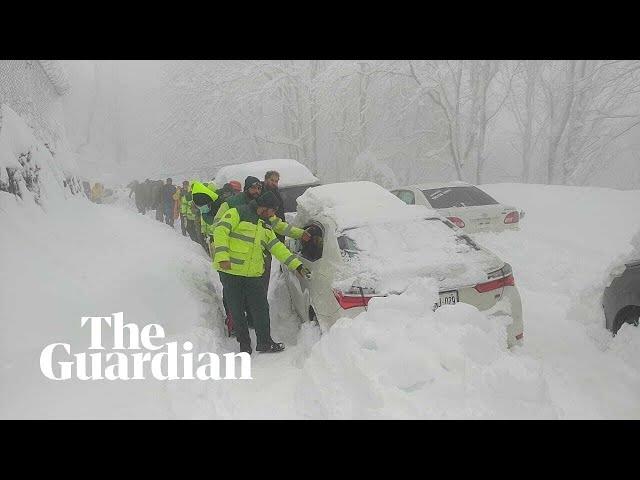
[300,223,324,262]
[393,189,415,205]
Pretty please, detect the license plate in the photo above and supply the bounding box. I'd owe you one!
[434,290,459,310]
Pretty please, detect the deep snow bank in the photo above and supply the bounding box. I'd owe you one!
[295,278,555,419]
[475,183,640,418]
[0,192,221,418]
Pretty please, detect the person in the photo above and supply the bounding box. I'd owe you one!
[162,178,177,228]
[91,182,104,203]
[181,181,198,241]
[179,181,190,236]
[263,171,286,232]
[128,180,147,214]
[228,180,242,193]
[261,170,312,294]
[213,191,311,354]
[141,179,153,212]
[214,175,311,334]
[151,180,164,222]
[213,176,264,223]
[190,181,221,254]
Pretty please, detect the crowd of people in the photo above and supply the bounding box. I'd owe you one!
[127,171,313,355]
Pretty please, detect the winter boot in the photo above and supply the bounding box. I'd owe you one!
[256,341,285,353]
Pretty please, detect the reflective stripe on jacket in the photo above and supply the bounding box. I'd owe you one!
[213,192,303,239]
[213,205,302,277]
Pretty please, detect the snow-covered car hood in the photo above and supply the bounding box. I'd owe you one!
[333,218,504,294]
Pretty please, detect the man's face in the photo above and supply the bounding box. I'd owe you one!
[264,175,279,190]
[247,183,262,199]
[257,206,276,219]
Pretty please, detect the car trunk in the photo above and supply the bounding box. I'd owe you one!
[439,204,518,233]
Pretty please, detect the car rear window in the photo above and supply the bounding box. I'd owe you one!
[421,186,498,208]
[280,184,319,213]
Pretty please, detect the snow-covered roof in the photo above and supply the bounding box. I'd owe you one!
[297,181,437,230]
[214,159,319,188]
[400,180,473,190]
[38,61,71,96]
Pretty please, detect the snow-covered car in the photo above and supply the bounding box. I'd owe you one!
[284,181,524,347]
[214,158,320,213]
[390,181,523,233]
[603,259,640,334]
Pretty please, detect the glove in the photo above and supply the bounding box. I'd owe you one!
[296,264,312,280]
[301,228,312,242]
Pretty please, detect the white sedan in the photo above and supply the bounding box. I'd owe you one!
[391,181,523,233]
[284,181,524,347]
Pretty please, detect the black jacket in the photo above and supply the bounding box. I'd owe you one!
[265,186,285,222]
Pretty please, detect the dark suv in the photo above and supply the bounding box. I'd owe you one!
[603,260,640,334]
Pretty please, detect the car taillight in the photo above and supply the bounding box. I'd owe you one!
[447,216,465,228]
[504,211,519,224]
[333,289,375,309]
[474,274,515,293]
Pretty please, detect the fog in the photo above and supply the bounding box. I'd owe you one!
[62,60,640,189]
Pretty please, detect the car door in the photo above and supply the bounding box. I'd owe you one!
[287,221,325,321]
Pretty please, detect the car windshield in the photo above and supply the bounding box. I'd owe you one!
[338,218,473,258]
[334,218,488,293]
[279,184,319,213]
[421,186,498,208]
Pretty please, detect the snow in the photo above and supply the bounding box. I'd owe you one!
[0,104,74,202]
[297,180,429,229]
[334,219,494,294]
[3,178,640,419]
[38,61,71,96]
[214,158,319,189]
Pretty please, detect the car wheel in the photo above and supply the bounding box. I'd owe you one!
[613,306,640,335]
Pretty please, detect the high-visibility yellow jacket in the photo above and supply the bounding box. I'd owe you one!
[190,182,219,236]
[213,204,302,277]
[181,191,195,220]
[214,192,305,239]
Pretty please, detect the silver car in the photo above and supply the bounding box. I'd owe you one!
[284,182,524,347]
[391,181,523,233]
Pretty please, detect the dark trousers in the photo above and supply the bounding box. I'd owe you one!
[219,272,271,350]
[262,251,272,294]
[164,205,174,227]
[155,207,164,222]
[186,219,197,242]
[180,214,187,236]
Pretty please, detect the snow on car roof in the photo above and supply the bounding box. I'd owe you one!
[400,180,473,190]
[297,181,437,229]
[214,159,319,188]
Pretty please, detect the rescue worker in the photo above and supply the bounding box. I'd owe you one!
[182,181,198,241]
[190,181,220,255]
[213,176,310,334]
[179,180,190,236]
[213,190,311,354]
[213,176,264,223]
